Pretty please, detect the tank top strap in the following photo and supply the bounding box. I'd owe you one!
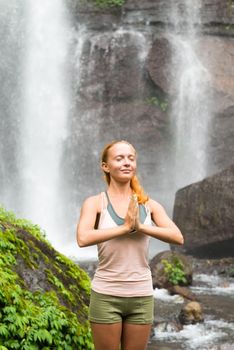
[104,191,149,225]
[105,190,110,204]
[144,201,151,214]
[100,191,107,212]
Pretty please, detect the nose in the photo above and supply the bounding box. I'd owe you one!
[123,157,130,166]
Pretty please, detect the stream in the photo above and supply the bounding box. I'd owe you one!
[148,273,234,350]
[79,259,234,350]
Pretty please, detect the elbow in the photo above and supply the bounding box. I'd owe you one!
[76,230,87,248]
[177,231,184,245]
[77,229,94,248]
[77,236,88,248]
[178,236,184,245]
[77,239,85,248]
[174,228,184,245]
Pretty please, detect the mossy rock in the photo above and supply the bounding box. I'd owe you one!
[150,250,193,289]
[0,207,94,349]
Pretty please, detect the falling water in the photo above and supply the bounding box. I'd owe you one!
[20,0,70,251]
[0,1,213,260]
[66,27,153,260]
[169,0,212,190]
[0,1,23,212]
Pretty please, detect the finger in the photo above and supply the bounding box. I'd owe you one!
[128,198,137,215]
[125,195,139,230]
[125,208,135,230]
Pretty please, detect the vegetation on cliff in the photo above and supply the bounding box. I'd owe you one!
[0,207,94,349]
[90,0,124,7]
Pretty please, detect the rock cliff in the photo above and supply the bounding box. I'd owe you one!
[64,0,234,214]
[171,164,234,258]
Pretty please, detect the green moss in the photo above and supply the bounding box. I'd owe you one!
[145,96,168,112]
[33,245,50,264]
[225,24,234,31]
[45,269,76,305]
[0,206,94,350]
[91,0,125,8]
[227,0,233,16]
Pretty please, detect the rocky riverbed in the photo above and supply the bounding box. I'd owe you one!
[79,256,234,350]
[149,257,234,350]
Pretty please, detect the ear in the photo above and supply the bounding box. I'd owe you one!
[101,162,110,173]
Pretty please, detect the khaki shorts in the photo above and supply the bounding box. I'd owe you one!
[89,289,154,324]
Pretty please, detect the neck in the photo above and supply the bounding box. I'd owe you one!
[107,181,132,198]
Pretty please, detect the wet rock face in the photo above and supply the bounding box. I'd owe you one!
[146,37,174,95]
[64,0,234,213]
[77,31,149,103]
[172,165,234,258]
[71,0,234,33]
[196,35,234,173]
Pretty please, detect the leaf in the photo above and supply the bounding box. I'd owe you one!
[33,329,53,344]
[0,323,9,337]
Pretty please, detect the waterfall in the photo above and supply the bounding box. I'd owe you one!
[20,0,70,251]
[0,1,23,212]
[0,1,214,261]
[66,27,153,260]
[169,0,212,190]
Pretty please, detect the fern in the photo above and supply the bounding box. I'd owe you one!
[0,206,94,350]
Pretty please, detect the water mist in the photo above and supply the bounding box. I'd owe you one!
[169,0,212,191]
[21,0,70,251]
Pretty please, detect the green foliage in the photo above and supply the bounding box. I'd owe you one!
[227,0,233,16]
[0,206,94,350]
[224,22,234,32]
[0,207,47,245]
[145,96,168,112]
[92,0,125,8]
[226,265,234,277]
[162,256,187,285]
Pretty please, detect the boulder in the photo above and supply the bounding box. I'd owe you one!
[149,250,193,289]
[146,37,174,95]
[172,165,234,258]
[178,301,204,325]
[154,301,203,334]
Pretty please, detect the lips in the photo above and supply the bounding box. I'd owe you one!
[121,169,132,173]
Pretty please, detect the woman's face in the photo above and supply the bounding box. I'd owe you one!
[102,142,137,183]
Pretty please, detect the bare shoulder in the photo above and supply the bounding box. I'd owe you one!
[147,198,166,213]
[81,193,102,213]
[147,198,176,227]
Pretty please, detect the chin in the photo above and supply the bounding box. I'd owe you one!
[118,175,133,182]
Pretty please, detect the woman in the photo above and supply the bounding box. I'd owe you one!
[77,140,184,350]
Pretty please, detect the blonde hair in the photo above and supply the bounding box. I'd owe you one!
[101,140,149,204]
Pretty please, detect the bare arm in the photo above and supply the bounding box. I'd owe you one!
[136,199,184,245]
[76,194,138,247]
